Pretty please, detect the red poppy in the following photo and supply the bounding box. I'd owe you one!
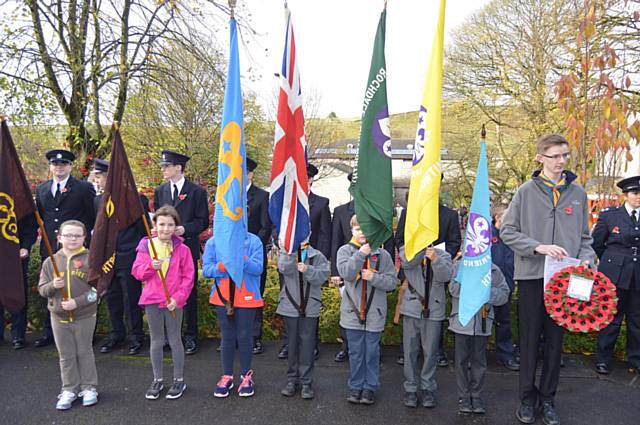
[492,236,498,243]
[612,226,620,234]
[564,207,573,215]
[179,194,187,201]
[73,260,83,269]
[61,187,68,193]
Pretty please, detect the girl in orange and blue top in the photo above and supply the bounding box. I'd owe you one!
[202,232,264,398]
[131,206,194,401]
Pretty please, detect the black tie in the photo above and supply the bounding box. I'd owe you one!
[632,210,638,226]
[54,183,61,202]
[173,184,179,206]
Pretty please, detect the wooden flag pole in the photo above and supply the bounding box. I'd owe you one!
[141,213,176,318]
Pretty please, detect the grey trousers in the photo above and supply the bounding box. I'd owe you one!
[402,316,441,392]
[454,333,488,400]
[145,304,184,381]
[284,316,318,385]
[51,314,98,393]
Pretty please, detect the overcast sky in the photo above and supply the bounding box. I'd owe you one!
[236,0,492,119]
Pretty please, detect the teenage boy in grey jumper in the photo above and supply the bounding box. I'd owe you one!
[399,245,452,409]
[500,133,596,425]
[337,214,397,405]
[449,262,509,414]
[277,242,330,400]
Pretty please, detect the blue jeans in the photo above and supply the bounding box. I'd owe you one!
[216,307,257,376]
[345,329,381,392]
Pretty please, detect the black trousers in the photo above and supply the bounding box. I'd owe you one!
[596,285,640,368]
[253,248,268,341]
[518,279,564,405]
[105,268,144,343]
[184,266,199,339]
[0,257,29,341]
[284,316,318,385]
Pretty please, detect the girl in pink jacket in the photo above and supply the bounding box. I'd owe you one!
[132,206,194,401]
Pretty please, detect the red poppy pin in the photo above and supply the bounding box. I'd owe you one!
[73,260,83,269]
[371,255,378,263]
[564,207,573,215]
[178,194,187,201]
[492,236,498,243]
[61,187,68,194]
[612,226,620,234]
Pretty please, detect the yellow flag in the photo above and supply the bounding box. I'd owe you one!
[404,0,446,261]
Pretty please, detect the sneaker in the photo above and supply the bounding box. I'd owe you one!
[360,389,375,405]
[80,388,98,407]
[56,391,77,410]
[404,391,418,408]
[436,354,449,367]
[145,380,164,400]
[420,389,436,408]
[459,397,473,414]
[214,375,234,398]
[301,384,314,400]
[165,380,187,400]
[281,382,297,397]
[542,401,560,425]
[471,396,486,414]
[347,389,361,404]
[515,402,536,424]
[238,370,255,397]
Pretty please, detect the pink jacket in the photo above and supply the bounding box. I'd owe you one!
[132,235,195,309]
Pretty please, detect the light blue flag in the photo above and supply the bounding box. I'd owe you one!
[456,140,492,326]
[213,18,247,286]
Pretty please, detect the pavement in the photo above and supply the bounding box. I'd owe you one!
[0,337,638,425]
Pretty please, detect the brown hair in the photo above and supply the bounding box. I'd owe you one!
[536,133,569,154]
[153,205,181,226]
[350,214,360,228]
[59,220,86,236]
[490,203,508,221]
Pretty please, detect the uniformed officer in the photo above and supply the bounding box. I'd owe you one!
[246,157,272,354]
[154,150,209,355]
[593,175,640,375]
[330,172,396,362]
[93,159,150,355]
[34,149,96,347]
[277,163,331,360]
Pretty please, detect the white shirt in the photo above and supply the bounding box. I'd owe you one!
[170,176,185,200]
[51,176,70,197]
[246,181,252,192]
[625,203,639,219]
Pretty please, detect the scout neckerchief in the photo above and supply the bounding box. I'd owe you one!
[150,237,172,278]
[345,238,381,325]
[284,243,311,317]
[539,172,567,207]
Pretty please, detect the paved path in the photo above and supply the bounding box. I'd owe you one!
[1,337,638,425]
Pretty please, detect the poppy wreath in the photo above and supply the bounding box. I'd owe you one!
[544,265,618,333]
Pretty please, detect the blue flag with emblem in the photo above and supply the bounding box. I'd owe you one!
[456,140,492,326]
[213,17,247,286]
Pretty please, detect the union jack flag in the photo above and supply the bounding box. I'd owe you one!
[268,5,310,254]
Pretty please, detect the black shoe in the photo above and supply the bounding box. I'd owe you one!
[184,338,198,355]
[471,397,486,414]
[560,356,565,368]
[100,337,122,354]
[11,338,25,350]
[165,380,187,400]
[252,340,263,355]
[145,380,164,400]
[403,391,418,408]
[360,389,374,405]
[436,354,449,367]
[314,348,319,360]
[498,358,520,371]
[301,384,314,400]
[278,345,288,359]
[281,382,298,397]
[542,402,560,425]
[459,397,473,414]
[396,355,404,366]
[347,389,361,404]
[128,341,143,355]
[216,344,222,352]
[515,402,536,424]
[420,389,436,408]
[595,362,610,375]
[334,349,348,362]
[34,335,54,348]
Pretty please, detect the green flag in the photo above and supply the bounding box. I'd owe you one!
[350,7,393,249]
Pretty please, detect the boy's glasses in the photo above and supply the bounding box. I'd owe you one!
[540,152,570,161]
[60,234,84,240]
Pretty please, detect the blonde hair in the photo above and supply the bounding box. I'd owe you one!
[350,214,360,228]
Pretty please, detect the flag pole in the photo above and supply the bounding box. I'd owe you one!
[480,124,487,332]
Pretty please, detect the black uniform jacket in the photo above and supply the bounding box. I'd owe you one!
[309,191,331,258]
[247,183,272,249]
[592,205,640,290]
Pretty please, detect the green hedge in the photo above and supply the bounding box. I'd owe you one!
[4,247,627,360]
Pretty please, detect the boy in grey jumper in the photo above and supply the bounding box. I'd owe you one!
[277,242,330,400]
[500,133,596,425]
[449,262,509,414]
[399,245,452,408]
[337,215,397,405]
